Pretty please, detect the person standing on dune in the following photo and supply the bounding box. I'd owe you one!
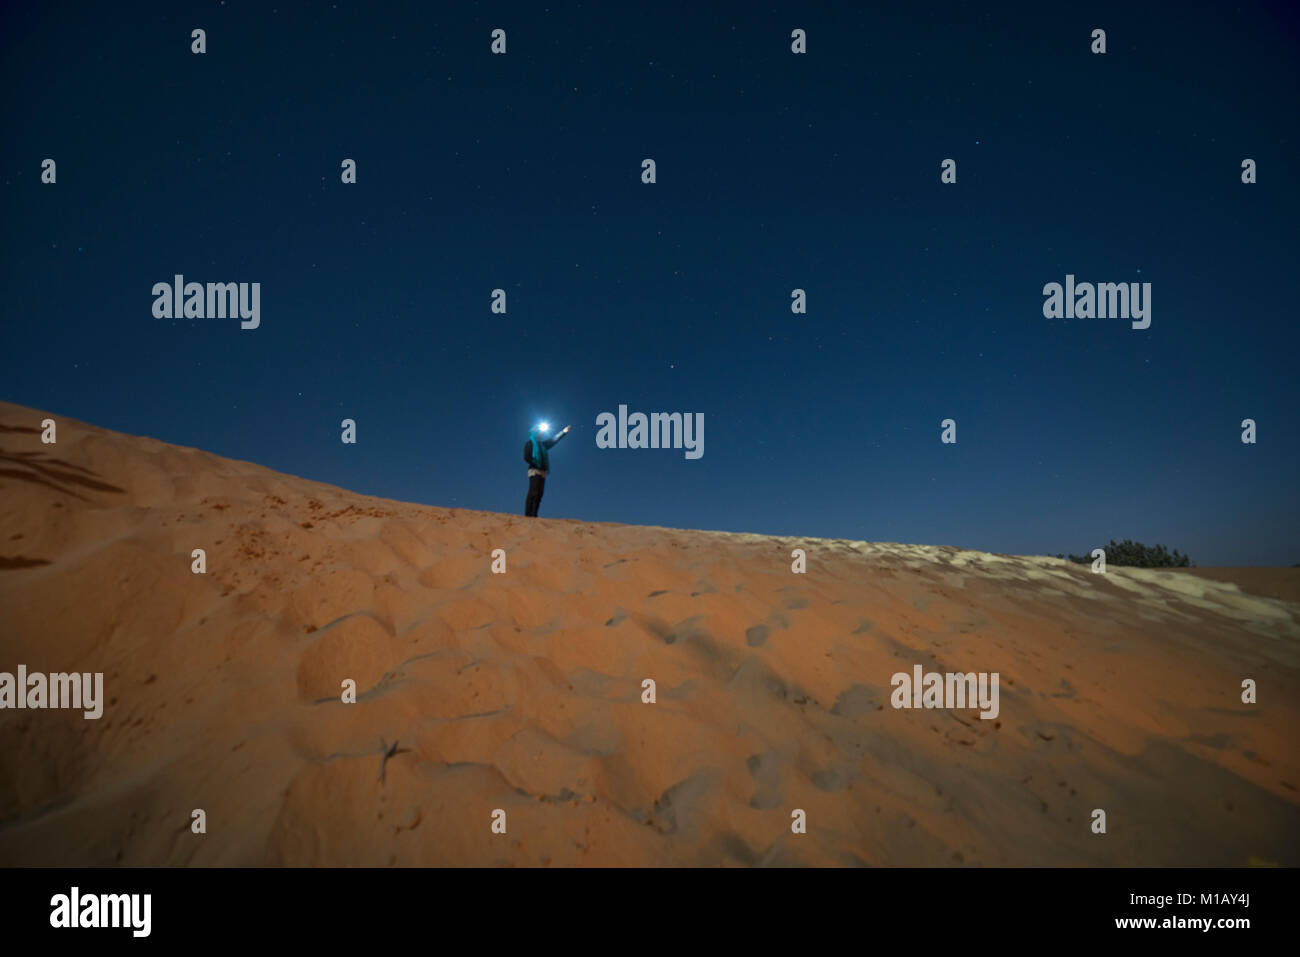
[524,422,570,517]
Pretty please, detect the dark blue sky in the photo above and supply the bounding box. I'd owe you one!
[3,1,1297,564]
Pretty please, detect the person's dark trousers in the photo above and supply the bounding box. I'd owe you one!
[525,474,546,517]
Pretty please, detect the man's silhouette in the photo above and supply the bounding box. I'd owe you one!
[523,422,570,517]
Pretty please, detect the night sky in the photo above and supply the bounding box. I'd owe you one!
[2,1,1297,564]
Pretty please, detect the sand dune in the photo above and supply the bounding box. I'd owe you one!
[0,399,1297,866]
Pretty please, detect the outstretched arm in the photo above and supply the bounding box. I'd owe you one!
[545,424,572,448]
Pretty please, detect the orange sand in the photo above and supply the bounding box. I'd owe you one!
[1,400,1297,866]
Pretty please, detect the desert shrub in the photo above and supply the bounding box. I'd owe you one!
[1057,539,1192,568]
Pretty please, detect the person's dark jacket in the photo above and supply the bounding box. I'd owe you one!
[524,432,560,471]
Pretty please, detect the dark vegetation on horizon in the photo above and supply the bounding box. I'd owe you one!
[1057,539,1193,568]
